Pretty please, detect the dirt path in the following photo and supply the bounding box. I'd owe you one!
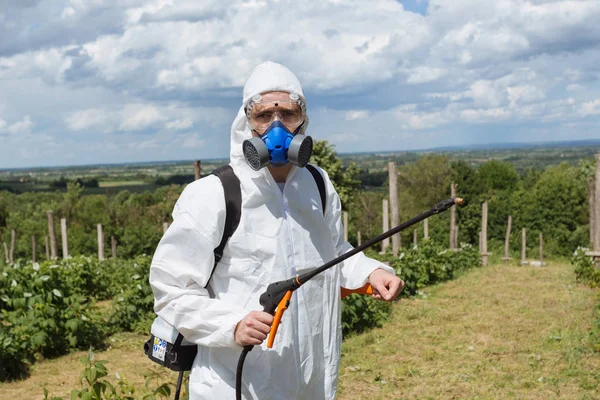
[2,262,598,399]
[338,262,600,399]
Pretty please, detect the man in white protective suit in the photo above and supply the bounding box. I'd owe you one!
[149,61,405,399]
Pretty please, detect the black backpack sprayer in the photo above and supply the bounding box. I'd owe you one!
[234,196,464,400]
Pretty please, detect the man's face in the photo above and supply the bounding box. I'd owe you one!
[248,91,305,137]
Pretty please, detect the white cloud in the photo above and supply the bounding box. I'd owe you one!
[406,67,447,84]
[119,104,167,131]
[66,108,112,131]
[580,99,600,116]
[7,116,33,134]
[183,134,205,149]
[165,118,193,130]
[345,110,370,121]
[507,85,545,108]
[461,108,511,123]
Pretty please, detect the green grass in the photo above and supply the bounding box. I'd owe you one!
[338,262,600,399]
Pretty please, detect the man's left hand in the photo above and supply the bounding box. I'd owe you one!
[368,269,405,301]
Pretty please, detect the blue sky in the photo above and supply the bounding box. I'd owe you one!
[1,0,600,168]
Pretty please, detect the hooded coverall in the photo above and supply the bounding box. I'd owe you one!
[149,61,395,399]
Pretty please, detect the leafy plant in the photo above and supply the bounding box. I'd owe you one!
[43,349,177,400]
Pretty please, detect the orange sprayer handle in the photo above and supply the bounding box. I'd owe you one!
[266,290,293,348]
[341,283,373,299]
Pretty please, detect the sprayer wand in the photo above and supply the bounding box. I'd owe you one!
[235,197,465,400]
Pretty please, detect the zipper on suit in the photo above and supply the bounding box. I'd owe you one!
[280,184,303,392]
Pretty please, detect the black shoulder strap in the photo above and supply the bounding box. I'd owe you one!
[305,164,326,215]
[211,165,242,267]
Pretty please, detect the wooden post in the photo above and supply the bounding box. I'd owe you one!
[343,211,349,242]
[521,228,527,265]
[479,231,482,253]
[539,233,544,266]
[9,229,15,264]
[424,218,429,239]
[388,162,400,256]
[481,202,488,267]
[357,231,362,246]
[455,226,459,247]
[595,153,600,252]
[47,211,57,259]
[382,199,390,252]
[32,236,36,263]
[194,160,201,181]
[450,183,457,249]
[413,229,418,246]
[60,218,68,259]
[589,176,597,247]
[45,236,50,260]
[163,222,169,234]
[503,216,512,265]
[2,242,8,264]
[111,236,117,259]
[97,224,105,261]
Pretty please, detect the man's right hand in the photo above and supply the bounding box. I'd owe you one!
[234,311,274,347]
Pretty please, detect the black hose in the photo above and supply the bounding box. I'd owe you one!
[174,370,184,400]
[236,346,252,400]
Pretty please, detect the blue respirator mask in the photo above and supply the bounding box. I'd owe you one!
[242,93,313,171]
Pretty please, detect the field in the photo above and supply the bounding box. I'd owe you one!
[1,261,597,399]
[2,140,600,194]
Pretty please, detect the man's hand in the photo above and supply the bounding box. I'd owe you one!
[234,311,274,347]
[368,268,405,301]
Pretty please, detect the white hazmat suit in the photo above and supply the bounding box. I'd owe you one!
[149,61,395,399]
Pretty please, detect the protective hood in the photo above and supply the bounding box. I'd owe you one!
[230,61,307,171]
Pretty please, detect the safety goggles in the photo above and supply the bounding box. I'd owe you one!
[246,93,307,134]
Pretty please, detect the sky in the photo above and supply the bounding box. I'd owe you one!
[1,0,600,169]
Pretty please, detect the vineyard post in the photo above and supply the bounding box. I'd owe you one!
[47,211,57,259]
[9,229,16,264]
[424,218,429,239]
[97,224,105,261]
[32,236,36,263]
[539,233,544,266]
[481,202,489,267]
[521,228,527,265]
[61,218,68,259]
[111,236,117,259]
[413,229,418,246]
[2,242,8,264]
[450,183,457,249]
[343,211,348,242]
[589,176,596,247]
[479,231,482,253]
[455,226,459,247]
[381,199,390,253]
[595,153,600,252]
[194,160,202,181]
[388,162,400,256]
[502,215,512,265]
[357,231,362,246]
[45,236,50,260]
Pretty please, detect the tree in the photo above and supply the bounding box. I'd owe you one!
[310,140,360,208]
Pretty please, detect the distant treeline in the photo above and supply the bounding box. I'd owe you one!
[50,177,99,189]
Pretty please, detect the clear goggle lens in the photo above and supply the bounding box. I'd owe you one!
[246,94,306,134]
